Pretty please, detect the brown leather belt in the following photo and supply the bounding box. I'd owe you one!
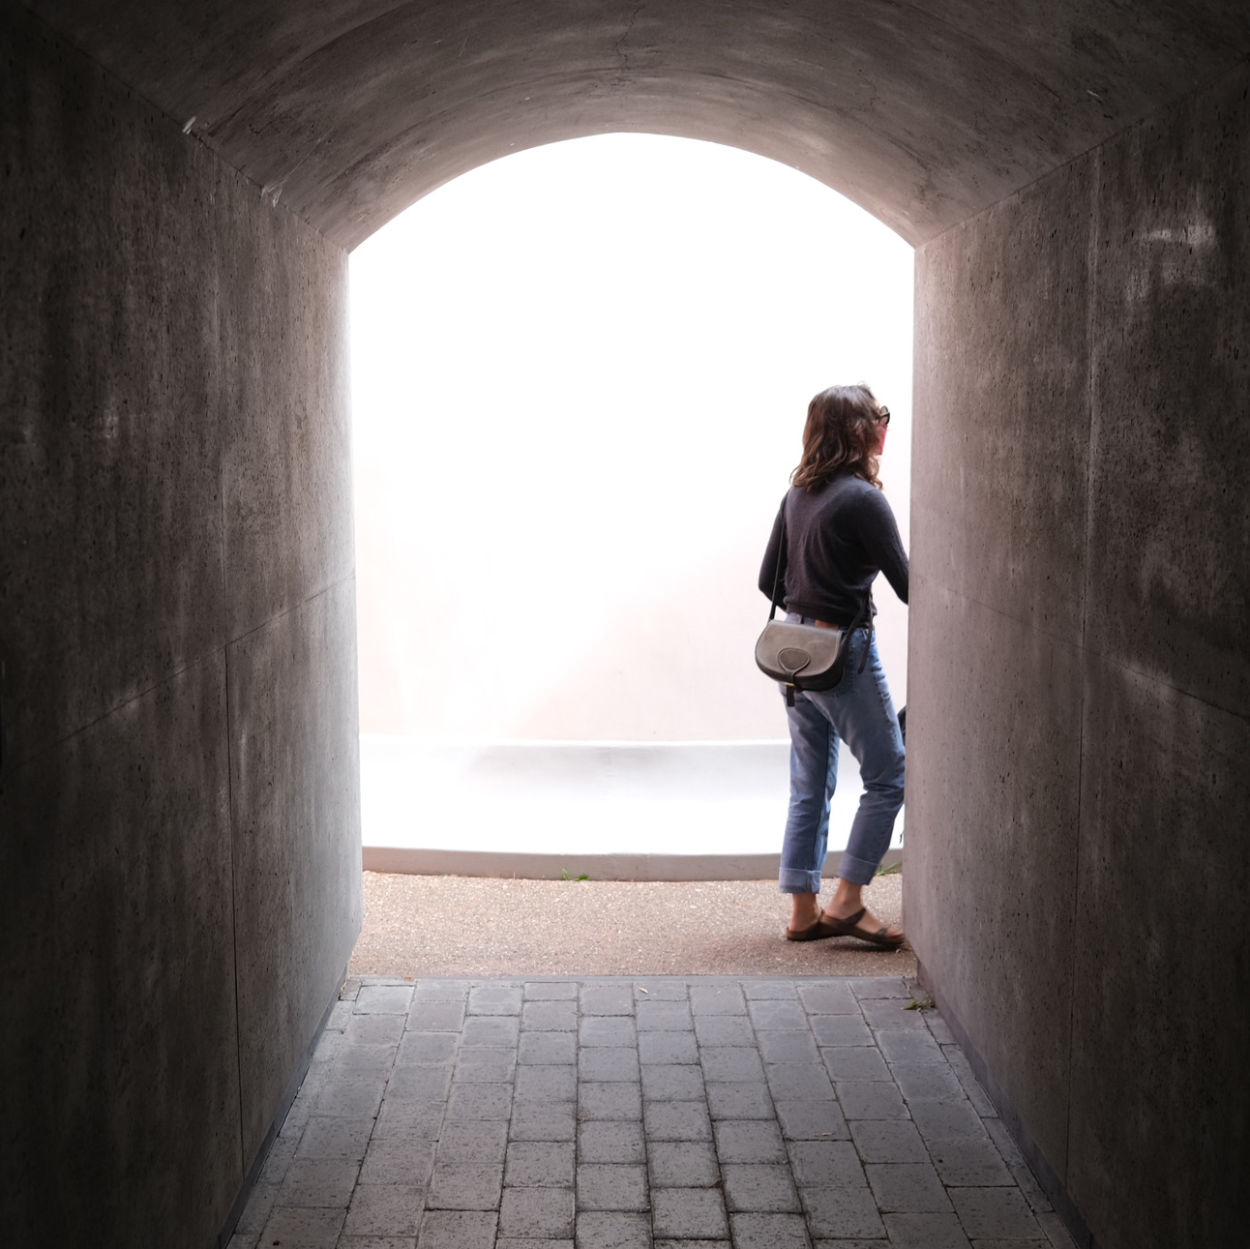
[813,620,840,630]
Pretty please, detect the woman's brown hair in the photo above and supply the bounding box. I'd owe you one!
[791,383,884,490]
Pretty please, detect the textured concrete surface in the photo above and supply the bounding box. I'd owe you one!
[351,874,911,979]
[910,60,1250,1249]
[228,974,1076,1249]
[231,580,363,1161]
[25,1,1250,248]
[0,9,360,1246]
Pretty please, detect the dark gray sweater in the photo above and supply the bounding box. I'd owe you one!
[758,474,909,625]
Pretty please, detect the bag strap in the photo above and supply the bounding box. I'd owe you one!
[768,502,787,621]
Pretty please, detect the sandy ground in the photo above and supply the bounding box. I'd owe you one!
[350,871,912,978]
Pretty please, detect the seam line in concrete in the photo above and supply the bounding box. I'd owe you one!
[223,628,249,1179]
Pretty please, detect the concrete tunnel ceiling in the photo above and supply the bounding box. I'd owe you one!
[30,0,1250,248]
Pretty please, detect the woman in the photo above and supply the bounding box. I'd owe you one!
[758,384,908,948]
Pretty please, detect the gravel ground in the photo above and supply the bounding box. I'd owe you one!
[350,870,912,978]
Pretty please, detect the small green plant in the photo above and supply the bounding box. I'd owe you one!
[559,868,590,881]
[903,994,934,1011]
[875,859,903,877]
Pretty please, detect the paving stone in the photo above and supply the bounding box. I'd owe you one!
[809,1016,874,1048]
[705,1081,774,1120]
[278,1158,361,1207]
[445,1085,513,1122]
[524,981,579,1000]
[929,1140,1014,1187]
[636,1000,694,1031]
[1009,1162,1053,1213]
[983,1118,1025,1167]
[968,1241,1049,1249]
[348,1015,408,1046]
[758,1030,821,1064]
[774,1099,850,1141]
[638,1031,698,1064]
[941,1045,997,1116]
[641,1063,705,1101]
[357,985,416,1015]
[578,1120,646,1164]
[693,1015,756,1047]
[787,1141,867,1188]
[513,1064,577,1102]
[581,1047,642,1083]
[800,1185,887,1239]
[925,1013,956,1045]
[581,1017,638,1047]
[865,1162,952,1213]
[258,1204,345,1248]
[821,1048,891,1083]
[518,1031,577,1066]
[371,1099,445,1143]
[689,984,747,1015]
[742,981,799,1000]
[397,1033,458,1066]
[576,1163,649,1211]
[505,1141,576,1187]
[721,1164,801,1212]
[435,1123,509,1166]
[1036,1210,1079,1249]
[651,1187,730,1239]
[848,1119,928,1164]
[580,985,634,1015]
[235,1181,278,1234]
[522,1000,578,1031]
[389,1065,454,1100]
[748,1000,808,1031]
[653,1241,730,1249]
[859,1000,928,1031]
[574,1210,652,1249]
[578,1081,643,1120]
[318,1078,388,1120]
[728,1211,812,1248]
[714,1119,786,1163]
[949,1188,1042,1240]
[847,977,909,1000]
[416,1209,497,1249]
[426,1163,503,1211]
[890,1062,966,1104]
[909,1101,989,1143]
[809,1241,887,1249]
[261,1132,301,1183]
[510,1101,577,1141]
[409,1002,466,1033]
[468,985,523,1016]
[451,1050,515,1086]
[643,1099,713,1142]
[359,1141,436,1186]
[647,1140,721,1188]
[882,1212,973,1248]
[767,1064,835,1102]
[496,1240,573,1249]
[797,983,858,1015]
[700,1047,765,1083]
[297,1117,374,1160]
[875,1028,944,1065]
[498,1187,576,1237]
[633,979,689,1000]
[460,1017,519,1048]
[834,1081,909,1120]
[413,981,471,1003]
[343,1184,424,1236]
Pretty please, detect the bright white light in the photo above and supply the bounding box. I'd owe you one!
[351,133,913,745]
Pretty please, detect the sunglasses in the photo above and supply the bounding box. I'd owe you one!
[875,407,891,425]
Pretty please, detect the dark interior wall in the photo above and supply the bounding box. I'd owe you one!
[908,65,1250,1249]
[0,7,361,1246]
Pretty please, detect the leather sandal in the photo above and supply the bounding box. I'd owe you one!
[785,913,841,942]
[824,906,905,949]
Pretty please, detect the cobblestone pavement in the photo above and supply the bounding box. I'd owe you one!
[230,976,1076,1249]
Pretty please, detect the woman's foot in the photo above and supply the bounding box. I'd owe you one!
[824,880,905,948]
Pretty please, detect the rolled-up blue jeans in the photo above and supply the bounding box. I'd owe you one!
[778,618,905,893]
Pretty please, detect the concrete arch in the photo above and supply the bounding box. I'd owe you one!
[36,0,1250,245]
[3,3,1249,1248]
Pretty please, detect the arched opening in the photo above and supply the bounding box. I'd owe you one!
[348,133,913,874]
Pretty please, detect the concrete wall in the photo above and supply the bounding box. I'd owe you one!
[0,8,361,1247]
[908,64,1250,1249]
